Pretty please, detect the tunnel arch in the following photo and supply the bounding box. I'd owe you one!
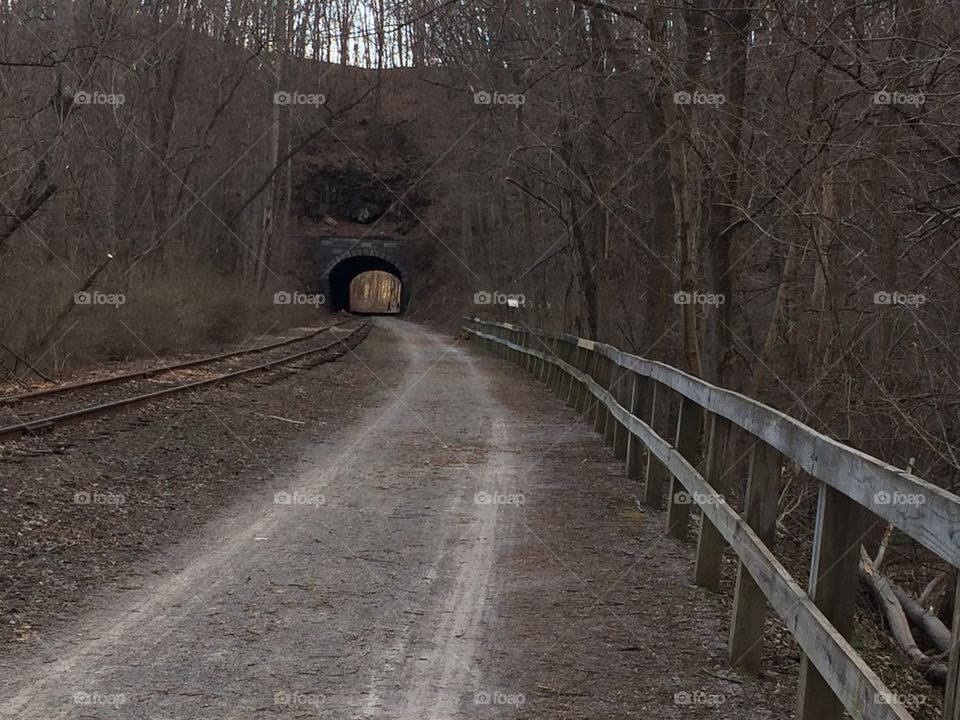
[322,249,409,313]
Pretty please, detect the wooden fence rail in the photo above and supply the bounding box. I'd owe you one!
[463,317,960,720]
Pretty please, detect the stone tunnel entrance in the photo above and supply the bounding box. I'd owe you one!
[309,237,413,314]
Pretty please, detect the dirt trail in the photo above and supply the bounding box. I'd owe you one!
[0,319,791,719]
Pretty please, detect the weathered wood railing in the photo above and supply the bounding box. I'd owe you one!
[463,316,960,720]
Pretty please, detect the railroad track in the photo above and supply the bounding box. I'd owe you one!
[0,317,357,406]
[0,320,370,443]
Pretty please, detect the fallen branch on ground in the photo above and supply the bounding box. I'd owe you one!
[859,546,948,685]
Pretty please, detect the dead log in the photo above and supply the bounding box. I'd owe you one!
[859,546,948,685]
[892,584,952,654]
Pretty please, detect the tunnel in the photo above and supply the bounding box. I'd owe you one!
[326,254,407,313]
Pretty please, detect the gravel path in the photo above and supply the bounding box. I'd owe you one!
[0,319,794,719]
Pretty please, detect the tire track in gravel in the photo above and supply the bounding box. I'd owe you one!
[383,422,513,720]
[0,319,524,720]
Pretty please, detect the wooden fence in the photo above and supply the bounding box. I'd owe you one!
[463,316,960,720]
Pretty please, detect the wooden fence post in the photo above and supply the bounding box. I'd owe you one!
[797,484,865,720]
[694,414,734,590]
[563,342,578,405]
[540,337,550,383]
[576,345,592,415]
[603,358,617,447]
[537,338,550,385]
[612,362,629,461]
[549,338,562,393]
[563,340,576,403]
[596,355,612,438]
[583,349,597,425]
[588,352,603,428]
[570,345,584,412]
[625,373,645,480]
[729,439,782,674]
[666,396,701,540]
[565,341,577,400]
[543,337,556,389]
[531,332,542,377]
[534,335,544,381]
[643,381,668,510]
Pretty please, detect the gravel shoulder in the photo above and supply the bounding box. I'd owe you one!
[0,319,794,719]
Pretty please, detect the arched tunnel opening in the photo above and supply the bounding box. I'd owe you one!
[327,255,406,314]
[350,270,401,314]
